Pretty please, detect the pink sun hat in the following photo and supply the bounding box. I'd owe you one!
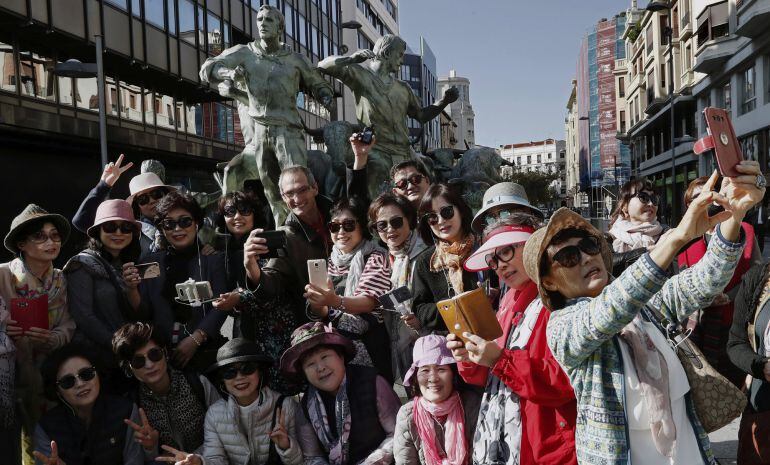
[86,199,139,238]
[403,334,456,387]
[463,224,535,272]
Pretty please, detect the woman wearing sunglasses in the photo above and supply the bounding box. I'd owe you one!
[33,344,144,465]
[446,213,577,465]
[608,179,668,254]
[303,196,394,382]
[411,183,478,333]
[112,322,220,461]
[526,165,765,465]
[1,204,75,465]
[367,193,427,387]
[136,191,227,372]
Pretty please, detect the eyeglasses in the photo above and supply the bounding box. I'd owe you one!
[101,221,136,234]
[281,185,311,200]
[160,216,195,231]
[135,188,166,206]
[393,174,426,191]
[221,362,259,380]
[223,203,254,218]
[634,191,660,206]
[129,347,165,370]
[423,205,455,226]
[485,244,519,270]
[328,219,357,233]
[27,230,62,244]
[550,236,602,269]
[373,216,405,233]
[56,366,97,390]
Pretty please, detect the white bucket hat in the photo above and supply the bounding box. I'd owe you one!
[471,182,544,233]
[126,172,176,205]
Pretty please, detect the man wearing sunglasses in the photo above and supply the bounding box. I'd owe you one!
[390,160,433,210]
[446,213,578,465]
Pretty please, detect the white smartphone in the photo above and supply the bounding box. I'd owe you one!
[307,259,330,290]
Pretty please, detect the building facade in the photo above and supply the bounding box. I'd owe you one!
[401,36,439,153]
[0,0,344,260]
[438,69,475,148]
[565,79,586,210]
[500,139,567,211]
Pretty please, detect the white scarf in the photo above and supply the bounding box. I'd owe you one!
[390,232,425,290]
[330,239,380,297]
[610,218,663,252]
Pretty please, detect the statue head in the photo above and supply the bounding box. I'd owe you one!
[256,5,285,41]
[373,34,406,73]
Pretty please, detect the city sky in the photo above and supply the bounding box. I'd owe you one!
[399,0,636,148]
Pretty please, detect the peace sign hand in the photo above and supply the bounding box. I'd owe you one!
[156,445,202,465]
[32,440,66,465]
[124,408,159,451]
[101,153,134,187]
[269,407,291,450]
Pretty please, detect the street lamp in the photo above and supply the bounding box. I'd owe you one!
[646,1,677,223]
[53,35,108,168]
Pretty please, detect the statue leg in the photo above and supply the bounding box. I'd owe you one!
[254,124,289,227]
[367,149,403,200]
[222,147,259,195]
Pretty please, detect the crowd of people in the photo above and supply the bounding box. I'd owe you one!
[1,132,769,465]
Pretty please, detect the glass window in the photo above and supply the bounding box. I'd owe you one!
[156,94,175,128]
[198,5,206,47]
[186,103,201,135]
[226,105,235,144]
[330,0,338,23]
[284,4,294,38]
[18,50,55,102]
[298,14,307,46]
[132,0,141,17]
[75,77,98,111]
[122,82,143,122]
[740,134,759,161]
[167,0,176,35]
[0,41,17,93]
[179,0,196,45]
[719,81,731,118]
[105,0,128,10]
[213,103,227,141]
[144,0,164,28]
[176,101,184,131]
[143,90,155,124]
[106,77,118,115]
[58,76,74,106]
[741,65,756,114]
[207,12,224,55]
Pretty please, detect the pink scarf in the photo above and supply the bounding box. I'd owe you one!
[413,392,467,465]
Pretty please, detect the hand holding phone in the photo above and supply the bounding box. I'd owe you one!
[254,230,288,259]
[696,107,743,177]
[307,260,330,290]
[135,262,161,280]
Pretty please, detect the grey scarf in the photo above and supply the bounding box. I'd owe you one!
[330,239,380,297]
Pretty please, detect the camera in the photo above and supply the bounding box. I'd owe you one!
[175,278,214,307]
[358,126,375,145]
[378,286,412,315]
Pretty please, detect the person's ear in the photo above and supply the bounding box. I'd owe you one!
[541,273,559,292]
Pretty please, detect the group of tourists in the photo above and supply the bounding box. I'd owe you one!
[1,131,770,465]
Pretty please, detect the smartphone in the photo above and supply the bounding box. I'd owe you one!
[307,259,330,290]
[135,262,161,280]
[703,107,743,177]
[358,126,375,145]
[255,230,287,259]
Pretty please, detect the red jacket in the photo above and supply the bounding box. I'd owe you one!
[458,282,577,465]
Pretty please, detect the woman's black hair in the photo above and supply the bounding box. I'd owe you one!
[609,178,657,227]
[367,192,418,234]
[416,183,474,245]
[153,191,204,249]
[330,196,372,240]
[296,344,348,375]
[41,344,102,402]
[215,191,266,235]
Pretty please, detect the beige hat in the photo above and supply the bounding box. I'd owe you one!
[472,182,544,233]
[126,172,175,205]
[522,207,612,311]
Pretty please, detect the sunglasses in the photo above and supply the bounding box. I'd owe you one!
[485,244,519,270]
[160,216,195,231]
[223,203,254,218]
[328,219,357,233]
[393,174,426,191]
[373,216,405,233]
[423,205,455,226]
[101,221,136,234]
[634,191,660,206]
[129,347,165,370]
[27,230,62,244]
[281,185,312,200]
[550,236,602,269]
[135,188,166,206]
[221,362,259,380]
[56,366,97,390]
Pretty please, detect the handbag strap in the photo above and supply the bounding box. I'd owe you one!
[641,306,704,369]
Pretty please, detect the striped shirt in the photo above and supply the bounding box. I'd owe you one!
[328,250,392,300]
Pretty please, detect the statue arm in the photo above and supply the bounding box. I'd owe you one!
[296,55,335,109]
[199,45,247,83]
[317,49,374,80]
[408,85,459,123]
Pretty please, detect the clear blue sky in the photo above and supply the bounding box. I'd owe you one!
[399,0,632,148]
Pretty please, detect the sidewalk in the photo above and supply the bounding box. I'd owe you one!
[709,417,739,465]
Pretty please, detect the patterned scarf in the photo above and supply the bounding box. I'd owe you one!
[609,219,663,252]
[139,369,207,452]
[9,258,67,328]
[330,239,380,297]
[414,392,468,465]
[430,235,475,296]
[306,377,352,465]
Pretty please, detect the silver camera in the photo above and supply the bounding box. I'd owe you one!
[175,278,214,307]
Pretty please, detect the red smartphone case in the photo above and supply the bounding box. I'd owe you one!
[694,107,743,177]
[10,296,49,332]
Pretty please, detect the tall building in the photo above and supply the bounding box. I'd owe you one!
[338,0,398,124]
[401,36,439,153]
[499,139,567,211]
[574,13,631,219]
[0,0,344,259]
[438,69,475,148]
[565,79,585,210]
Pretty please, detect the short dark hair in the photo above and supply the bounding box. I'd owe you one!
[41,344,102,402]
[112,322,169,368]
[368,192,418,232]
[609,178,657,227]
[416,183,474,245]
[297,344,348,374]
[216,191,266,233]
[390,160,431,183]
[155,190,204,226]
[330,196,371,240]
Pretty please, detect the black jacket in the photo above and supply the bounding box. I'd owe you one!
[727,262,770,379]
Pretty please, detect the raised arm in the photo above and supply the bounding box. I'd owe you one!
[407,86,458,124]
[318,49,373,79]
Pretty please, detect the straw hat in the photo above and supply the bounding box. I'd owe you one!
[86,200,139,238]
[4,204,71,254]
[522,207,612,311]
[471,182,544,233]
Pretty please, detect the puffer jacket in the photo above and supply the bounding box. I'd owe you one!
[393,390,481,465]
[202,387,303,465]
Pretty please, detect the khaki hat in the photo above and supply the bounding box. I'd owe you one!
[4,204,71,254]
[522,207,612,311]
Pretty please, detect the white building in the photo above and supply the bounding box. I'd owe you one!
[565,80,585,209]
[338,0,399,124]
[438,70,475,148]
[500,139,567,210]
